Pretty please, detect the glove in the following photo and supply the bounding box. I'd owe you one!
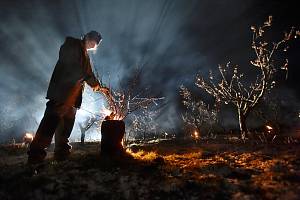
[93,85,110,95]
[99,87,110,95]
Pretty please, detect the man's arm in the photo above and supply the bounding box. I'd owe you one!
[82,55,110,94]
[83,60,100,88]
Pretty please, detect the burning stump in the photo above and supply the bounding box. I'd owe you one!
[101,120,125,155]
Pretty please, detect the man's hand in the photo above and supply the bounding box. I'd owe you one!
[99,87,110,95]
[93,85,110,95]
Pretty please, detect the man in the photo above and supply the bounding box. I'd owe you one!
[28,31,108,164]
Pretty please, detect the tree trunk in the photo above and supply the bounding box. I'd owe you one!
[238,109,247,140]
[79,124,85,145]
[101,120,125,155]
[80,131,85,145]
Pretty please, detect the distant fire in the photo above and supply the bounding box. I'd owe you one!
[192,130,200,140]
[23,133,34,145]
[265,125,274,134]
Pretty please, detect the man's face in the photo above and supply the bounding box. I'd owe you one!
[86,39,101,51]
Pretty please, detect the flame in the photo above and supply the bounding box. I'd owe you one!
[192,130,200,139]
[109,112,123,120]
[100,107,113,117]
[100,107,123,120]
[25,133,33,139]
[23,133,34,143]
[121,139,125,147]
[265,125,274,134]
[265,125,273,130]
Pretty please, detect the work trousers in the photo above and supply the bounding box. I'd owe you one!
[28,100,77,160]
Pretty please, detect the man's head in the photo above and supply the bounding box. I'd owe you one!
[83,31,102,51]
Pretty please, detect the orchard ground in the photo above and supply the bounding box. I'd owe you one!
[0,138,299,200]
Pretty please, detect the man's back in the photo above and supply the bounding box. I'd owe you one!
[46,37,86,107]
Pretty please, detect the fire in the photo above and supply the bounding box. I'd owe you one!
[265,125,273,130]
[111,114,123,120]
[265,125,274,134]
[192,130,200,139]
[100,107,123,120]
[100,107,113,117]
[23,133,34,144]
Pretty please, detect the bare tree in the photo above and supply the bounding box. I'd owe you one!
[180,85,219,138]
[78,116,98,144]
[99,69,164,120]
[127,109,160,141]
[254,92,299,134]
[97,69,165,143]
[195,16,298,139]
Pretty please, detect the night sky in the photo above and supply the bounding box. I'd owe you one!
[0,0,299,142]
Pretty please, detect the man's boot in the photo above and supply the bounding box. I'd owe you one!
[54,144,72,161]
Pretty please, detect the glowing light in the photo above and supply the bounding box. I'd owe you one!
[99,107,124,120]
[87,40,101,51]
[87,45,98,51]
[23,133,34,144]
[192,130,200,139]
[112,114,123,120]
[265,125,274,134]
[100,107,113,117]
[265,125,273,130]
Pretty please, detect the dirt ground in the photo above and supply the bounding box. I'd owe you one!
[0,139,299,200]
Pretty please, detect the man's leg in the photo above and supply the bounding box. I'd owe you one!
[28,101,60,164]
[54,106,76,160]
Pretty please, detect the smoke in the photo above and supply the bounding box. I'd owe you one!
[0,0,299,142]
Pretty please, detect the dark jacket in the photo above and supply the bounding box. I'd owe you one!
[46,37,99,108]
